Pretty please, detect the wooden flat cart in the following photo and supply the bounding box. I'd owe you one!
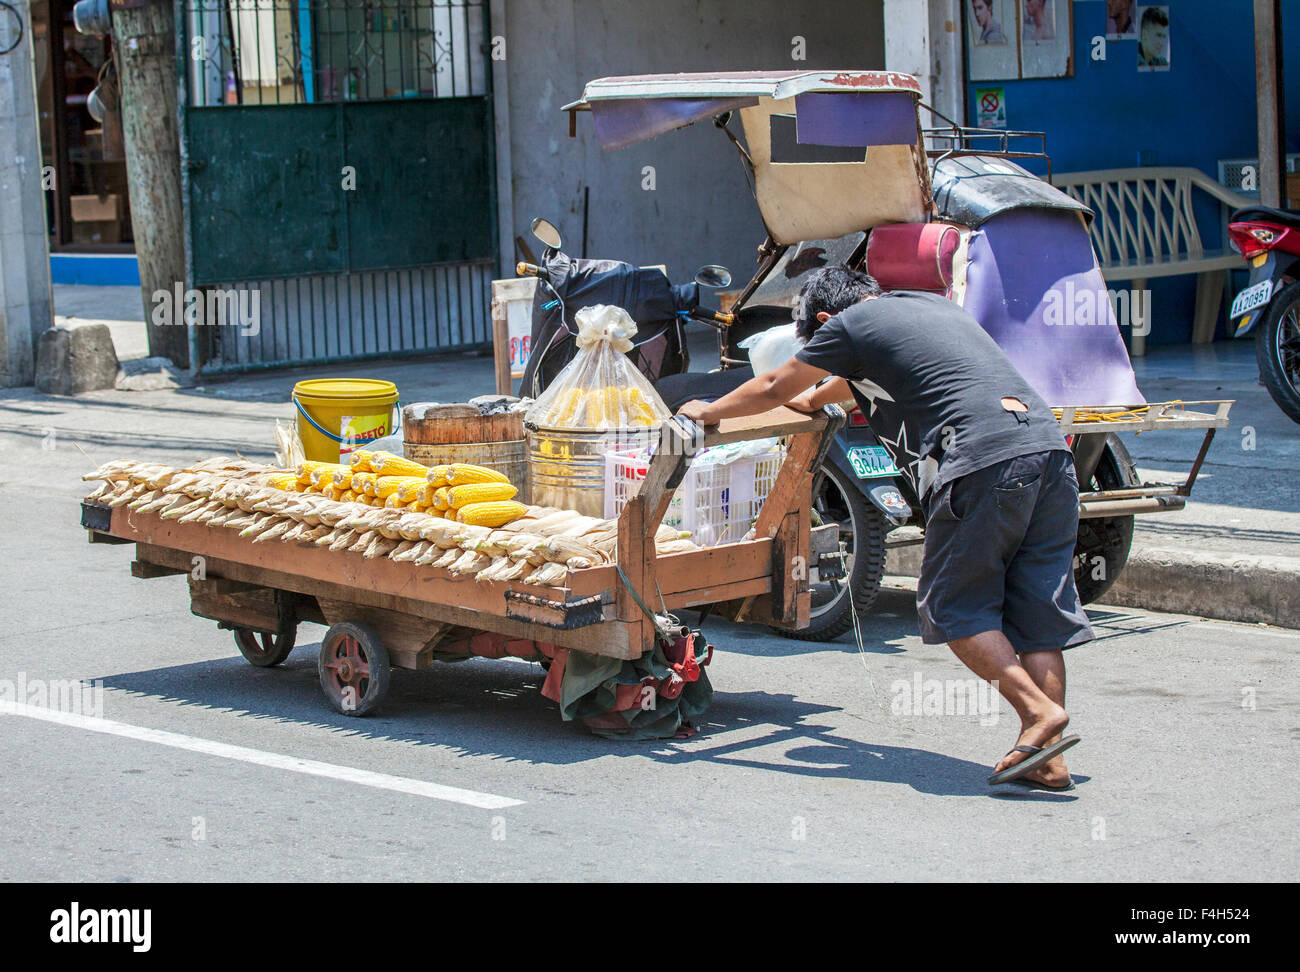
[82,407,845,717]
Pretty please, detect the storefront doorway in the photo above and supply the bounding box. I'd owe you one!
[31,0,134,252]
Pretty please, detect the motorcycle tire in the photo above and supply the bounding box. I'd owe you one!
[1073,433,1138,605]
[776,461,888,642]
[1255,280,1300,424]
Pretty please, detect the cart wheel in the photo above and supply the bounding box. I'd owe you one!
[318,622,390,717]
[233,626,296,668]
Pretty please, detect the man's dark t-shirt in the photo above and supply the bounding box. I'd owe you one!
[795,291,1067,501]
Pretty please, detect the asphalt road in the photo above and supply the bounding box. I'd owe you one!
[3,489,1296,881]
[2,353,1296,882]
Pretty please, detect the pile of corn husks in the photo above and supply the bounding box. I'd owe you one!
[82,457,698,587]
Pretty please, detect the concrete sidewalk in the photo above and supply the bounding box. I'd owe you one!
[17,285,1300,630]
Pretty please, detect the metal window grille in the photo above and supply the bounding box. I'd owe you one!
[185,1,487,108]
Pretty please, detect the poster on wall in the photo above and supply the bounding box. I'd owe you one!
[967,0,1020,81]
[1106,0,1139,40]
[1136,6,1171,71]
[1018,0,1072,78]
[975,87,1008,129]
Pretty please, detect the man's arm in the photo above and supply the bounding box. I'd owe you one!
[787,377,854,414]
[677,358,830,425]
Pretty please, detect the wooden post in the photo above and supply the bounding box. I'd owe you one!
[111,0,189,368]
[1254,0,1286,210]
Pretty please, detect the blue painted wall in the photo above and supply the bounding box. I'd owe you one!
[966,0,1300,346]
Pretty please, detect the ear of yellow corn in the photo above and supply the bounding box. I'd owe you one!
[445,463,510,486]
[430,486,450,510]
[268,473,299,491]
[384,495,408,509]
[446,482,518,508]
[374,475,423,500]
[296,460,340,485]
[371,454,430,478]
[426,464,452,487]
[351,472,378,495]
[349,450,376,472]
[321,485,341,501]
[397,480,425,503]
[456,500,528,528]
[339,489,358,503]
[307,463,350,487]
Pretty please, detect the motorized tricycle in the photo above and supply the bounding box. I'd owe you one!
[519,69,1230,640]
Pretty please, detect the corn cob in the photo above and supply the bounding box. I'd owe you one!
[349,450,377,472]
[429,547,462,569]
[455,501,528,528]
[524,562,568,587]
[363,534,399,560]
[386,540,417,561]
[413,544,446,566]
[447,550,493,576]
[374,475,423,500]
[426,464,452,487]
[444,463,510,486]
[446,482,518,508]
[418,519,462,547]
[371,454,430,478]
[296,460,337,485]
[429,486,451,511]
[267,473,299,491]
[329,529,359,552]
[395,513,430,542]
[391,540,429,563]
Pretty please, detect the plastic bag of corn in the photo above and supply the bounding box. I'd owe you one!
[523,304,671,430]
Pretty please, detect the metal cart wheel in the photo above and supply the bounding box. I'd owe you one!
[232,626,297,668]
[318,621,391,717]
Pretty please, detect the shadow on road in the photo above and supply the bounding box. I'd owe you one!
[91,641,1041,798]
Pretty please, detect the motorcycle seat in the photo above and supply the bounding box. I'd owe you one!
[1231,205,1300,226]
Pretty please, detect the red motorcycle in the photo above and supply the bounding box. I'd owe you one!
[1229,206,1300,423]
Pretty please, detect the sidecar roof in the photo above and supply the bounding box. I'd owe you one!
[565,71,931,244]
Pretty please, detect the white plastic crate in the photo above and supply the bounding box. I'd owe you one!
[603,440,785,546]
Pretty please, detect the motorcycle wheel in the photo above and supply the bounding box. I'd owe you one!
[1073,433,1138,605]
[1255,281,1300,424]
[776,461,887,641]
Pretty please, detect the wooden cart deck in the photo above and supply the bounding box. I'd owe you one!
[84,406,844,669]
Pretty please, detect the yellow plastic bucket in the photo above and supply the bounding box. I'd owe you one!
[292,379,399,463]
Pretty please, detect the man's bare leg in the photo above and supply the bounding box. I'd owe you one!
[948,631,1069,778]
[1018,649,1072,786]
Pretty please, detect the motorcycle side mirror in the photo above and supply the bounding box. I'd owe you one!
[531,217,563,251]
[694,265,733,289]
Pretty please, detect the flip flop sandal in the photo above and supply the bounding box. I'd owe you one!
[987,734,1081,786]
[1009,776,1076,792]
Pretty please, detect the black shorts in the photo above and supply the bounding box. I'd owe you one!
[916,450,1094,653]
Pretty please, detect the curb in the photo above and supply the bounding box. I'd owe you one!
[884,544,1300,631]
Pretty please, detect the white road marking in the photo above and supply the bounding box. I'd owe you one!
[1,702,524,809]
[1197,622,1300,641]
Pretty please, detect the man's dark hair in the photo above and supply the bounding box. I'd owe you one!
[1141,6,1167,28]
[794,266,883,340]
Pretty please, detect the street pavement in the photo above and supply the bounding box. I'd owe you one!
[0,285,1293,881]
[2,477,1296,880]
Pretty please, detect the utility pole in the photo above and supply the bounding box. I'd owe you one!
[78,0,189,368]
[1254,0,1286,209]
[0,0,55,387]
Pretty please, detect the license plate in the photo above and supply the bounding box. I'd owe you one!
[1230,279,1273,319]
[847,446,899,479]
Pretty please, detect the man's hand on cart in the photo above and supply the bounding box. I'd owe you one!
[677,399,717,426]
